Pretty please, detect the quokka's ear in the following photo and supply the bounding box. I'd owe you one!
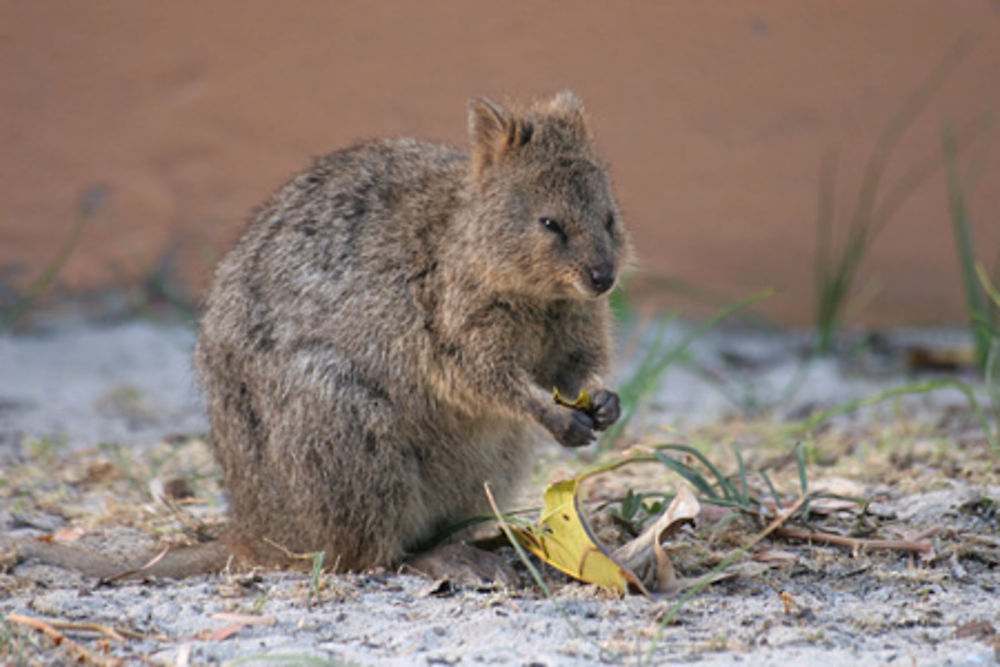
[547,90,590,138]
[468,96,534,178]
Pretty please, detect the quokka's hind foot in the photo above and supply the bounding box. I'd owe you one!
[403,542,519,589]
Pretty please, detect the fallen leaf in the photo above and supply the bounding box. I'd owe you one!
[553,387,592,411]
[513,475,645,596]
[613,486,700,592]
[416,578,453,598]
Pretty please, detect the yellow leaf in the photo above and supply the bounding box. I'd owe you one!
[552,387,592,412]
[513,475,646,596]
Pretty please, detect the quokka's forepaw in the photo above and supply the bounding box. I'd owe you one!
[588,389,621,431]
[543,407,596,448]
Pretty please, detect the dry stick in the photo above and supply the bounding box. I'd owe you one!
[46,622,125,643]
[101,546,171,584]
[746,496,806,550]
[262,536,314,562]
[159,495,217,543]
[6,613,121,666]
[775,526,932,554]
[210,613,277,626]
[8,613,129,643]
[30,619,143,642]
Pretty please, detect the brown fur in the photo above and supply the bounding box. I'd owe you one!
[193,91,631,572]
[10,92,630,579]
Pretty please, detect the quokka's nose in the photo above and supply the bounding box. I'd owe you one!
[588,264,616,294]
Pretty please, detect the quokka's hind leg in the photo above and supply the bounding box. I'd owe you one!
[217,375,439,571]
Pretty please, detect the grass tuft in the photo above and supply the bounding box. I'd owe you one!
[814,36,979,352]
[0,185,106,333]
[943,122,998,370]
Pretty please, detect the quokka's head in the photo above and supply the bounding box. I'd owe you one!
[464,91,631,300]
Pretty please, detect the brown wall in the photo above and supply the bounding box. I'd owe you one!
[2,1,999,325]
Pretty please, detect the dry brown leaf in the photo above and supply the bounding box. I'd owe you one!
[613,486,700,592]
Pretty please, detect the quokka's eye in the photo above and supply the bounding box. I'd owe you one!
[539,217,566,241]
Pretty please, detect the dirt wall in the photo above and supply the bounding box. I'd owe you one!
[2,1,999,325]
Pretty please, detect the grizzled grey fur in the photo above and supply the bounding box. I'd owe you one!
[194,91,631,571]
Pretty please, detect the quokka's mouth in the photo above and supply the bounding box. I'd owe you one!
[572,275,616,299]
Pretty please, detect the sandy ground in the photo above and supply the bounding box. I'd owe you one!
[1,318,999,665]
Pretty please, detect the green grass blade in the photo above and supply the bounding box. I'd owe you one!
[848,35,976,239]
[655,443,742,502]
[601,315,674,450]
[483,483,621,663]
[307,551,325,608]
[608,283,633,322]
[0,186,104,332]
[601,289,774,452]
[653,451,719,500]
[873,114,993,236]
[813,36,977,352]
[943,122,990,368]
[977,263,1000,309]
[758,468,782,508]
[815,150,839,350]
[733,444,749,505]
[641,548,744,665]
[794,443,809,496]
[788,378,998,456]
[986,339,1000,422]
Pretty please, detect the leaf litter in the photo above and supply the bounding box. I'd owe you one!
[2,325,1000,664]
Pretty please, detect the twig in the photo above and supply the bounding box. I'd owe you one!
[101,546,170,584]
[262,537,316,562]
[159,495,217,543]
[6,613,121,666]
[24,617,144,642]
[775,526,932,554]
[746,496,807,549]
[40,621,125,643]
[210,613,277,626]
